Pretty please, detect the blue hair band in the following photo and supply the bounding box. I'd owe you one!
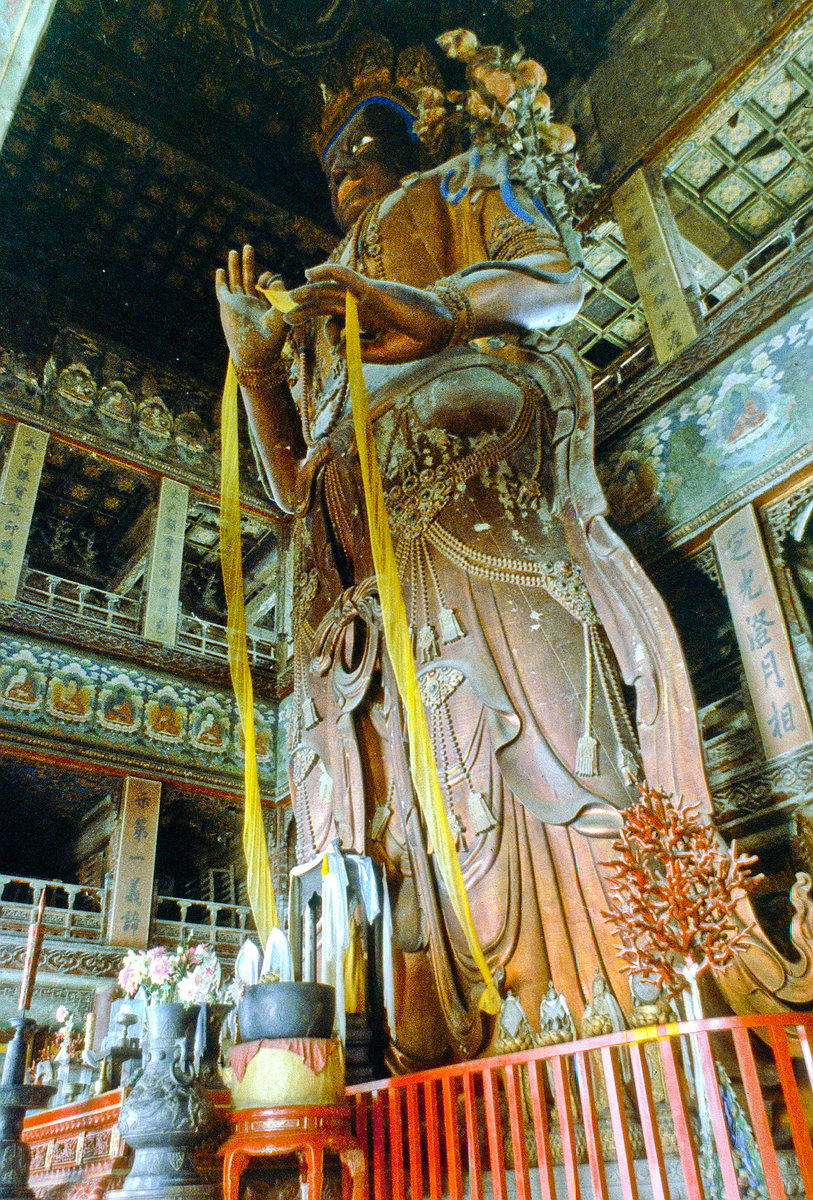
[322,96,418,163]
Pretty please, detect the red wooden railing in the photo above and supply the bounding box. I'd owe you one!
[347,1013,813,1200]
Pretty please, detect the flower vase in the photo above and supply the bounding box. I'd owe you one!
[113,1001,214,1200]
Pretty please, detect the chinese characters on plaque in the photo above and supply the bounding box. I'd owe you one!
[108,776,161,948]
[142,477,189,647]
[0,423,48,602]
[613,169,700,365]
[713,505,813,759]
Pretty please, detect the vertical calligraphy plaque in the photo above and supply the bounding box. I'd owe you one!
[108,776,161,949]
[142,477,188,647]
[613,169,701,365]
[713,505,813,759]
[0,422,48,601]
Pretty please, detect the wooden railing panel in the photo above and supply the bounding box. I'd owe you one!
[442,1075,463,1200]
[550,1053,581,1200]
[346,1014,813,1200]
[574,1048,609,1200]
[482,1069,507,1200]
[770,1024,813,1198]
[693,1028,741,1199]
[731,1025,788,1200]
[527,1057,556,1200]
[656,1035,704,1200]
[504,1063,531,1200]
[462,1070,484,1200]
[601,1043,640,1200]
[627,1041,671,1200]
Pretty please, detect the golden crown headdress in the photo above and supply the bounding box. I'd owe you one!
[315,32,443,158]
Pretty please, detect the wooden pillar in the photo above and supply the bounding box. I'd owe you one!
[279,535,294,664]
[108,777,161,949]
[142,477,188,647]
[0,423,48,601]
[613,167,703,364]
[713,504,813,760]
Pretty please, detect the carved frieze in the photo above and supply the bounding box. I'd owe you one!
[710,741,813,828]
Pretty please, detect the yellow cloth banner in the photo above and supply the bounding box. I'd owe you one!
[220,357,279,947]
[344,293,500,1016]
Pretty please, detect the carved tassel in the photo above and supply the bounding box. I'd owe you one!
[302,697,320,729]
[576,622,599,777]
[438,605,465,644]
[468,789,497,834]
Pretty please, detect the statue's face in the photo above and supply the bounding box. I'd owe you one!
[322,104,418,232]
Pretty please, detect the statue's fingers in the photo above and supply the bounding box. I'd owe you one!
[227,250,242,293]
[304,262,364,291]
[242,245,257,296]
[257,271,283,292]
[288,282,346,313]
[215,278,234,306]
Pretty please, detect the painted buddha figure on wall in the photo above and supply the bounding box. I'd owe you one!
[217,40,813,1067]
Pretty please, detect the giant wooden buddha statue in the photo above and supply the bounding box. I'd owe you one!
[218,33,813,1067]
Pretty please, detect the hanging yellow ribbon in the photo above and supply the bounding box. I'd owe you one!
[220,357,279,947]
[344,292,500,1016]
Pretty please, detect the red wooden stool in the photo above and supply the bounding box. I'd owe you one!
[221,1105,367,1200]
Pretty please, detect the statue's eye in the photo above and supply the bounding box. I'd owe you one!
[351,135,375,156]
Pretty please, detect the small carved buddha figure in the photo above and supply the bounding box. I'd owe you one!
[217,47,813,1067]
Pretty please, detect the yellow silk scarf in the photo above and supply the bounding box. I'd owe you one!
[220,357,279,947]
[345,293,500,1015]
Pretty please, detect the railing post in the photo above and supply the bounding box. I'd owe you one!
[730,1025,788,1200]
[770,1024,813,1197]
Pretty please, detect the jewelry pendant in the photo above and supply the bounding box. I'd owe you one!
[416,623,440,663]
[438,606,465,644]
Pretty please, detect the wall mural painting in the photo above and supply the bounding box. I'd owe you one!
[0,635,278,786]
[275,692,293,799]
[599,294,813,552]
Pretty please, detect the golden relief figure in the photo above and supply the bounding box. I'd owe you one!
[217,32,813,1067]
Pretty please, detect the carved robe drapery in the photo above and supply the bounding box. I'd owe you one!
[264,150,813,1064]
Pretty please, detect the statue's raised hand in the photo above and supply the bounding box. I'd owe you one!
[287,263,454,364]
[215,245,288,371]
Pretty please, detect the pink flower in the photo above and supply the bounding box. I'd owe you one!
[54,1005,69,1024]
[117,964,138,997]
[147,951,173,985]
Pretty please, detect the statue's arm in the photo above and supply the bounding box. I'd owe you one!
[285,252,582,364]
[216,246,314,515]
[454,250,585,334]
